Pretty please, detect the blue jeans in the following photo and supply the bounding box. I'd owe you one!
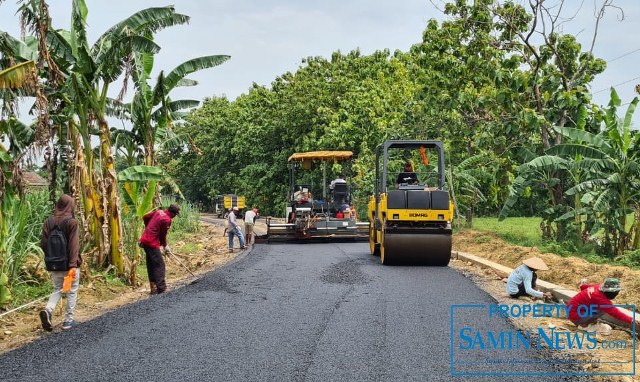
[228,226,245,249]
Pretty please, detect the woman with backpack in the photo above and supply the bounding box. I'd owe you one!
[39,194,81,331]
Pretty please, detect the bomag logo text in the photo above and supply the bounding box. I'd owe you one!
[409,213,430,217]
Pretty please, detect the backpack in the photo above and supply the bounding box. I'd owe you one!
[45,217,71,271]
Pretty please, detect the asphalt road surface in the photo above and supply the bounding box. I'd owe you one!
[1,242,585,382]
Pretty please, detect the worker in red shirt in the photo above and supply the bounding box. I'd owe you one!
[566,278,636,333]
[139,204,180,294]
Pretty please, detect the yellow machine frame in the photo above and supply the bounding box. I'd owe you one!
[368,140,454,265]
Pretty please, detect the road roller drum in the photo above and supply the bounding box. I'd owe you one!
[368,140,454,266]
[380,232,451,266]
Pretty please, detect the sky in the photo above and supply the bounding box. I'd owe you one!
[1,0,639,125]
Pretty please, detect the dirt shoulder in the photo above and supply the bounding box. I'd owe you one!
[452,229,638,382]
[2,224,639,381]
[0,221,239,355]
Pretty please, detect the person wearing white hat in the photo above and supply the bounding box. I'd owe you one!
[506,257,552,299]
[227,206,246,252]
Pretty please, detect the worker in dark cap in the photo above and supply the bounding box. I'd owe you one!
[395,162,418,188]
[566,277,637,334]
[139,204,180,294]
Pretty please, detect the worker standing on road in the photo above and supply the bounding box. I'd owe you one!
[244,207,259,245]
[506,257,552,300]
[39,194,81,331]
[228,206,246,252]
[566,278,637,334]
[139,204,180,295]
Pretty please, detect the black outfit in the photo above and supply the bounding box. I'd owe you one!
[396,171,418,185]
[143,246,166,293]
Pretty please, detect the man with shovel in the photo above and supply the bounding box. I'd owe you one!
[227,206,246,252]
[139,204,180,294]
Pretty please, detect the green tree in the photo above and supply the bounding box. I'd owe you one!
[549,90,640,256]
[128,49,229,167]
[501,90,640,257]
[16,2,199,273]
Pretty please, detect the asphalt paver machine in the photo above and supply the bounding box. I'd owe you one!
[266,151,369,241]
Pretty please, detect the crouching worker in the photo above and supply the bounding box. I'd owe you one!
[506,257,552,300]
[39,194,82,331]
[566,278,636,335]
[139,204,180,294]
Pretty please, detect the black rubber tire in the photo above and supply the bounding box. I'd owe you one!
[380,229,394,265]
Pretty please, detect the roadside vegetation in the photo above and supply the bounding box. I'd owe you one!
[1,2,226,308]
[467,216,640,269]
[1,0,639,316]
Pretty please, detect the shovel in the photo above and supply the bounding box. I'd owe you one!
[165,249,199,282]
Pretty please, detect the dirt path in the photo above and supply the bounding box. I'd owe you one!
[452,229,639,382]
[0,221,239,355]
[2,223,638,381]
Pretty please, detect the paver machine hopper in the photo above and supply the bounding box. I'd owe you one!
[368,140,454,265]
[266,151,370,241]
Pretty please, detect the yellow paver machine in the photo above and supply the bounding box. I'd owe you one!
[266,151,370,241]
[368,140,454,265]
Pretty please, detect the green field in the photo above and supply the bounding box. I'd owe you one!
[466,217,544,248]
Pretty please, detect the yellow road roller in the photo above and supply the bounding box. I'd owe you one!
[368,140,454,265]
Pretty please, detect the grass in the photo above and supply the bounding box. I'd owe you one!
[178,242,198,255]
[10,282,52,306]
[465,217,544,248]
[464,216,611,264]
[165,199,201,242]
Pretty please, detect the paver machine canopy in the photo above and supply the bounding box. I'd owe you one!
[368,140,454,265]
[266,150,369,241]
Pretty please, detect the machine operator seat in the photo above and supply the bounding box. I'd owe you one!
[332,183,349,205]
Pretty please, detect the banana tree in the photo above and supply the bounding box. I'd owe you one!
[499,152,571,237]
[118,165,165,284]
[446,153,490,226]
[546,89,640,256]
[129,52,230,166]
[508,89,640,256]
[0,60,37,90]
[42,2,196,273]
[0,60,37,303]
[112,128,143,167]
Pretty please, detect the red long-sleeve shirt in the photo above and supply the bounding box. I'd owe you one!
[567,284,633,324]
[139,210,173,249]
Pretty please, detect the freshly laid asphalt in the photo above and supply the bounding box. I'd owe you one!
[1,241,586,381]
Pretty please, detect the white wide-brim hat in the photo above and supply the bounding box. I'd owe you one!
[523,257,549,271]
